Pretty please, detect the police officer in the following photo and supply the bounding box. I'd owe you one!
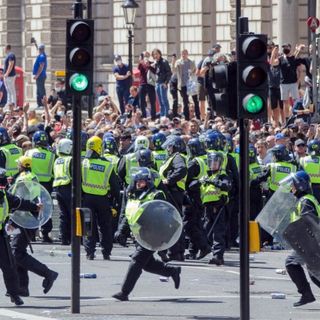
[67,130,88,159]
[189,152,232,265]
[118,135,150,185]
[25,130,55,242]
[11,159,58,297]
[151,132,168,171]
[159,135,187,261]
[248,144,263,220]
[103,135,120,171]
[0,168,43,305]
[0,127,22,177]
[112,167,181,301]
[285,171,320,307]
[255,144,297,197]
[300,139,320,202]
[185,137,210,259]
[82,136,121,260]
[53,138,72,245]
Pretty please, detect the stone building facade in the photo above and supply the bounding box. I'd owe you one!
[0,0,317,105]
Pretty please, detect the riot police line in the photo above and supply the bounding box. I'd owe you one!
[1,125,320,307]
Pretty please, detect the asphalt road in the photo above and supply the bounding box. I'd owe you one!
[0,244,320,320]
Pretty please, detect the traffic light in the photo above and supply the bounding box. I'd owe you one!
[66,19,94,96]
[238,34,268,119]
[212,62,237,119]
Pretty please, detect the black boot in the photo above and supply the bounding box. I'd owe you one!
[293,291,315,307]
[10,295,24,306]
[197,246,211,260]
[286,264,315,307]
[43,270,59,294]
[112,291,129,301]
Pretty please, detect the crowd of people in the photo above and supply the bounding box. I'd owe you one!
[0,40,320,307]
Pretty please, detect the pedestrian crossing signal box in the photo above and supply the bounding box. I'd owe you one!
[76,208,92,237]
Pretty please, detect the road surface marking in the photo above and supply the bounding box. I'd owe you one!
[0,309,59,320]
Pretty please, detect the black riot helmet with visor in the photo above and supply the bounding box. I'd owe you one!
[207,152,224,173]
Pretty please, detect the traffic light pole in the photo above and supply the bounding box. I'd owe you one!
[71,95,82,313]
[236,1,250,319]
[71,0,83,314]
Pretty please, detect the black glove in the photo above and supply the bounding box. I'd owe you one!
[114,231,127,247]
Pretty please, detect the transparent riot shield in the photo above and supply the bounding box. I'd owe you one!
[128,200,183,251]
[256,185,298,247]
[9,181,53,229]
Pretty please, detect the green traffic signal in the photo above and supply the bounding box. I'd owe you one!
[243,94,263,114]
[69,73,89,92]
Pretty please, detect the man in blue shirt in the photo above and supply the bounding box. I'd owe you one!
[3,45,16,106]
[112,55,131,114]
[33,44,47,107]
[0,68,8,107]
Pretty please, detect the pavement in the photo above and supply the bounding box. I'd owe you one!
[0,244,320,320]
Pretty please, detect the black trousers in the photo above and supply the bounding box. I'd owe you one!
[170,81,179,117]
[83,194,113,256]
[121,245,176,295]
[0,231,20,295]
[139,84,156,120]
[179,86,201,120]
[166,189,185,256]
[183,204,208,254]
[11,229,51,290]
[225,197,239,248]
[40,181,53,235]
[204,205,226,259]
[55,185,72,243]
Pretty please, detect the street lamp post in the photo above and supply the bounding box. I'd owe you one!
[122,0,139,82]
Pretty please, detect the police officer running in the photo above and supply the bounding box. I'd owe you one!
[25,130,55,242]
[0,168,43,305]
[112,167,181,301]
[10,157,58,297]
[284,171,320,307]
[82,136,120,260]
[53,138,73,245]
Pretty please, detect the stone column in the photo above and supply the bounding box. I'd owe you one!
[0,0,23,65]
[202,0,216,54]
[278,0,298,46]
[167,0,180,56]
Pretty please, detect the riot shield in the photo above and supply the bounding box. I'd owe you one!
[9,181,53,229]
[129,200,183,251]
[256,185,298,246]
[283,214,320,274]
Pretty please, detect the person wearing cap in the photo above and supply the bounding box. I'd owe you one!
[293,139,307,162]
[9,157,58,298]
[274,132,288,146]
[81,136,121,260]
[32,43,47,107]
[112,55,131,114]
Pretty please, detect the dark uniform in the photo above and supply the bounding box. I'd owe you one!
[112,168,181,301]
[160,136,188,261]
[189,152,232,265]
[284,171,320,307]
